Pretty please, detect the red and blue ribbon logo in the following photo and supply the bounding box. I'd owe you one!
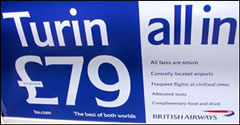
[204,110,235,117]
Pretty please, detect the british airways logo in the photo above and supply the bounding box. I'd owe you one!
[153,114,217,120]
[204,110,235,117]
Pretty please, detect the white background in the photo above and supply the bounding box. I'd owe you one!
[139,1,239,123]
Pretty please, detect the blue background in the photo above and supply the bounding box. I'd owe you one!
[1,1,146,123]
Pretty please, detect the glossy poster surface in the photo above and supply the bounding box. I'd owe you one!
[1,1,239,123]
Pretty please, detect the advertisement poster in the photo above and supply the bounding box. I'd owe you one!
[1,1,239,123]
